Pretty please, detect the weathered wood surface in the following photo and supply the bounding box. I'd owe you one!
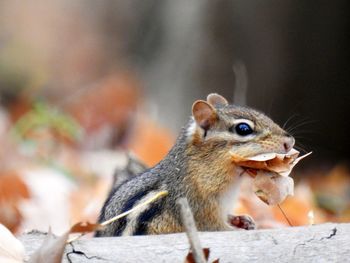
[20,223,349,263]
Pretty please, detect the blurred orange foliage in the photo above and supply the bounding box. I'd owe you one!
[0,171,30,232]
[66,73,140,134]
[128,116,174,167]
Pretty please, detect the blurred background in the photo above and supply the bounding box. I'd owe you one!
[0,0,349,235]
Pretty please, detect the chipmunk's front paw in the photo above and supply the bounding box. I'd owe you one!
[228,214,256,230]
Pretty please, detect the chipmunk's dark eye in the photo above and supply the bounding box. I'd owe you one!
[235,123,253,136]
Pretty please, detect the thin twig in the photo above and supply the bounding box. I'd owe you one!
[101,191,168,226]
[277,204,293,227]
[67,233,84,244]
[66,191,168,243]
[178,197,206,263]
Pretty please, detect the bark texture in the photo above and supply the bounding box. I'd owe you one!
[20,223,349,262]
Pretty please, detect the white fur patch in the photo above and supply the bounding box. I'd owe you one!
[186,119,201,141]
[218,170,243,226]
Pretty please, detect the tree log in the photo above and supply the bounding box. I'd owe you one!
[20,223,349,262]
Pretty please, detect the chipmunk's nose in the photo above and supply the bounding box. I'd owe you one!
[282,135,295,152]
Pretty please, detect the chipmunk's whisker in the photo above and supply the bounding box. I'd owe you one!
[285,119,317,135]
[282,114,299,130]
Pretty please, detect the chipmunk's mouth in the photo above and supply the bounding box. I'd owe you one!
[231,149,312,205]
[231,148,311,177]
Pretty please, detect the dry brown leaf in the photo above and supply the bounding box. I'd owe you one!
[0,171,30,232]
[29,229,69,263]
[31,221,105,263]
[185,248,219,263]
[29,221,102,262]
[69,222,101,234]
[232,149,311,177]
[231,149,311,205]
[252,172,294,205]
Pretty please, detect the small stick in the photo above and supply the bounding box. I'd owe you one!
[66,191,168,243]
[67,233,84,244]
[101,191,168,226]
[178,198,206,263]
[277,204,293,227]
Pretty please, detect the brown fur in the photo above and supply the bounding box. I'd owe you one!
[148,211,183,234]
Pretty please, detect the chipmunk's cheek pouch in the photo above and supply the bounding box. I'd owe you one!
[230,149,312,205]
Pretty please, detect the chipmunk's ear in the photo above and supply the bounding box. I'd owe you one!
[207,93,228,107]
[192,100,217,130]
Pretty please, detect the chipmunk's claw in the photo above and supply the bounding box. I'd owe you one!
[228,214,256,230]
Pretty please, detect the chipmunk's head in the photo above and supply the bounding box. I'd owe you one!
[188,93,295,160]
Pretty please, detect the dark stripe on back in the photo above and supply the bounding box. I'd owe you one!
[133,200,164,235]
[99,167,151,222]
[98,177,133,223]
[113,188,152,236]
[96,179,133,237]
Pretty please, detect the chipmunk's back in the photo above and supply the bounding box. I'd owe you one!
[96,171,163,236]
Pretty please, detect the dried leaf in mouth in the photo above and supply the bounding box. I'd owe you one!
[231,149,311,205]
[252,172,294,205]
[231,149,311,177]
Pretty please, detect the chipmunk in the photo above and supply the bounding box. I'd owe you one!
[96,93,295,236]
